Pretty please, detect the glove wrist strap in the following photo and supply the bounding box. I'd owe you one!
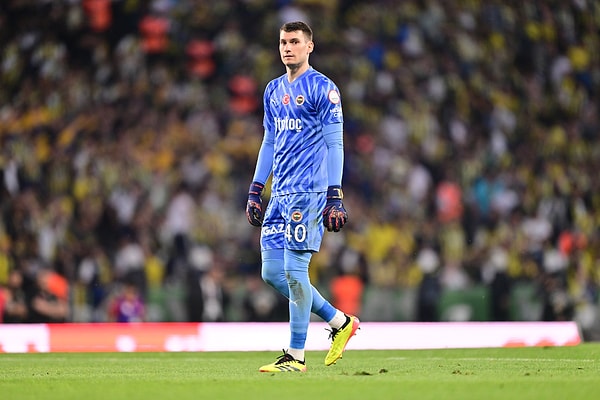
[249,181,264,196]
[326,185,343,200]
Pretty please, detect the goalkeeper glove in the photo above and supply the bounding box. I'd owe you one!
[322,185,348,232]
[246,181,264,226]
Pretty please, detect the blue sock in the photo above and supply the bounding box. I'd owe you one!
[261,249,337,321]
[284,249,312,350]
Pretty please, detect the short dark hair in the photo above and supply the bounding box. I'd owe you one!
[280,21,313,41]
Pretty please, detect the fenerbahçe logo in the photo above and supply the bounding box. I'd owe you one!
[291,211,303,222]
[295,95,305,106]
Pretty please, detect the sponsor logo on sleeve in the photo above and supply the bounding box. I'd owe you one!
[327,89,340,104]
[330,105,343,119]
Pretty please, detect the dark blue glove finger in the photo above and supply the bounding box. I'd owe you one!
[323,203,347,232]
[246,201,263,226]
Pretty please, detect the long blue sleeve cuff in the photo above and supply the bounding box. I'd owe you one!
[323,123,344,187]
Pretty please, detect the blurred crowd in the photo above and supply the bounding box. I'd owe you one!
[0,0,599,338]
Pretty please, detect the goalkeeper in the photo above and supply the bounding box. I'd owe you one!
[246,21,359,373]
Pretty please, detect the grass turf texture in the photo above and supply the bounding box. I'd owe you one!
[1,345,599,400]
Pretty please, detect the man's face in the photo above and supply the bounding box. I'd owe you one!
[279,30,313,69]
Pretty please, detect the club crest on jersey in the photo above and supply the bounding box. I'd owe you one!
[282,94,290,105]
[328,89,340,104]
[295,95,305,106]
[291,211,303,222]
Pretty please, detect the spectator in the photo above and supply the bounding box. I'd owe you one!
[107,280,145,323]
[27,269,70,323]
[0,269,28,323]
[540,248,574,322]
[330,247,367,319]
[485,246,513,321]
[242,274,287,322]
[415,247,442,322]
[113,228,147,300]
[197,265,228,322]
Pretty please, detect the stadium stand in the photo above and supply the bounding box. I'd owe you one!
[0,1,599,340]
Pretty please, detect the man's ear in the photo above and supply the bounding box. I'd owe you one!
[307,40,314,54]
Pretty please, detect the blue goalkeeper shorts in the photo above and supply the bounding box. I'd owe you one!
[260,192,326,252]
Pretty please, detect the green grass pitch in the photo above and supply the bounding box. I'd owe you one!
[1,344,599,400]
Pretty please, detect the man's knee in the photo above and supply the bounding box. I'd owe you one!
[261,248,286,290]
[261,267,278,287]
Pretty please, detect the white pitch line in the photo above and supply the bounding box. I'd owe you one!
[386,357,597,363]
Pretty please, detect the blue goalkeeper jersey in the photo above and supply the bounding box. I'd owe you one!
[263,67,343,196]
